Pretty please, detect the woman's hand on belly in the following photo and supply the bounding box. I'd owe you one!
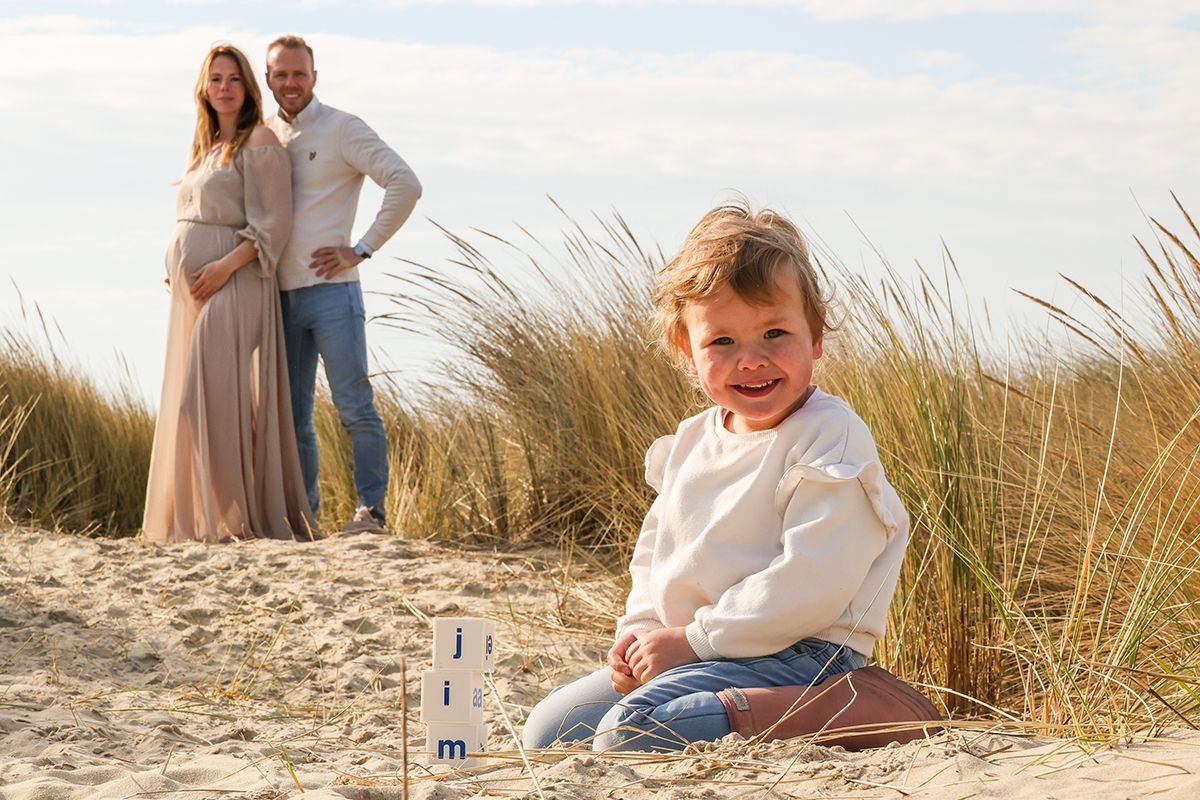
[190,259,235,302]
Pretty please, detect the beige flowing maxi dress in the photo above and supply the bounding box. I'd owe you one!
[143,142,317,543]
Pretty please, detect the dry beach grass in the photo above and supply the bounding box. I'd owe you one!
[5,198,1200,795]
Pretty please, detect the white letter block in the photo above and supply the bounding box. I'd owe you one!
[426,721,488,768]
[420,669,484,724]
[432,617,497,672]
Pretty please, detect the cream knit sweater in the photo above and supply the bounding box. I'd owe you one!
[616,389,909,660]
[268,97,422,291]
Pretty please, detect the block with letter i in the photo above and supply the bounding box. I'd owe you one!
[420,669,484,723]
[421,617,495,768]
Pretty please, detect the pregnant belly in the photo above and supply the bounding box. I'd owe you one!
[168,221,238,280]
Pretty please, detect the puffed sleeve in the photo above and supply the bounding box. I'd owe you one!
[235,144,293,278]
[614,435,674,640]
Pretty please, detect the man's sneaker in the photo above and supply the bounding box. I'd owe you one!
[340,506,387,535]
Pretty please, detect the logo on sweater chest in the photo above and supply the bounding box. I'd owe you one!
[308,151,317,161]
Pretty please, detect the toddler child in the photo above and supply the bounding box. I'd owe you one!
[521,203,910,752]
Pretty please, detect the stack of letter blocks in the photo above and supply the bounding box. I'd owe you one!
[421,617,496,768]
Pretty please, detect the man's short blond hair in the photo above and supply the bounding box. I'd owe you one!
[267,35,314,67]
[652,202,829,365]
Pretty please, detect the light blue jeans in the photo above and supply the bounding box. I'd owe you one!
[521,638,867,752]
[279,282,388,520]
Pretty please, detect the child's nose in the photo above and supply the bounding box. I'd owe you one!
[737,347,769,369]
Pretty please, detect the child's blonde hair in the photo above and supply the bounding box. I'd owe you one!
[652,202,829,365]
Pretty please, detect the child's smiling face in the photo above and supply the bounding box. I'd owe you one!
[680,263,823,434]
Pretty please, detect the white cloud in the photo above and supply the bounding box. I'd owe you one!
[2,12,1200,401]
[349,0,1199,18]
[0,13,103,34]
[4,13,1197,209]
[782,0,1132,21]
[913,49,968,70]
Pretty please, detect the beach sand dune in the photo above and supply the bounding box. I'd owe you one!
[3,527,1199,799]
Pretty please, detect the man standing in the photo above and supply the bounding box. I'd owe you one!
[265,36,422,534]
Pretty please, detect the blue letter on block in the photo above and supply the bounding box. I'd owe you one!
[453,627,463,659]
[438,739,467,760]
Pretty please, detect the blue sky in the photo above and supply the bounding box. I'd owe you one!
[2,1,1198,403]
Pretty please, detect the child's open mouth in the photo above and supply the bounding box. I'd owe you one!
[733,379,780,398]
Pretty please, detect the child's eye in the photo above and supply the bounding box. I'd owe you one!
[764,329,786,339]
[710,336,734,346]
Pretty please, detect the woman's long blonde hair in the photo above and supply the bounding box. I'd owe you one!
[187,44,264,170]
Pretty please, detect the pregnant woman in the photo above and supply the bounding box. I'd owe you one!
[143,44,316,543]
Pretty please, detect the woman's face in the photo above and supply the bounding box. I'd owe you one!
[206,54,246,117]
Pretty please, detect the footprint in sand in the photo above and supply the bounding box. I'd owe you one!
[128,642,161,666]
[104,604,130,619]
[342,617,383,635]
[177,568,211,583]
[179,607,218,626]
[46,609,84,625]
[181,547,211,564]
[182,627,216,647]
[268,596,303,615]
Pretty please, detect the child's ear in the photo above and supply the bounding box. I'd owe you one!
[812,336,823,360]
[676,335,697,374]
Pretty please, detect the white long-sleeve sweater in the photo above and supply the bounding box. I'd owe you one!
[268,97,422,291]
[615,388,909,660]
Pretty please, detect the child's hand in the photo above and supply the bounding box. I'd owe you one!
[626,627,699,683]
[608,631,643,694]
[609,666,641,695]
[607,631,638,676]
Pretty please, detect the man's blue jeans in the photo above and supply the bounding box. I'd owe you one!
[279,282,388,520]
[521,638,867,752]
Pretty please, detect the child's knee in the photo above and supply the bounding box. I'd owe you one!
[521,717,556,750]
[521,668,618,749]
[591,699,679,753]
[591,704,639,752]
[521,692,565,750]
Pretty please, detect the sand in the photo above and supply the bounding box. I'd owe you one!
[3,526,1200,799]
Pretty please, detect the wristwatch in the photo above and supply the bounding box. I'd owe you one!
[353,243,372,260]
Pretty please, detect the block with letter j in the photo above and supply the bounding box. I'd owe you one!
[432,617,496,672]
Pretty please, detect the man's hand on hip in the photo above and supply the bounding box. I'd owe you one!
[310,246,363,280]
